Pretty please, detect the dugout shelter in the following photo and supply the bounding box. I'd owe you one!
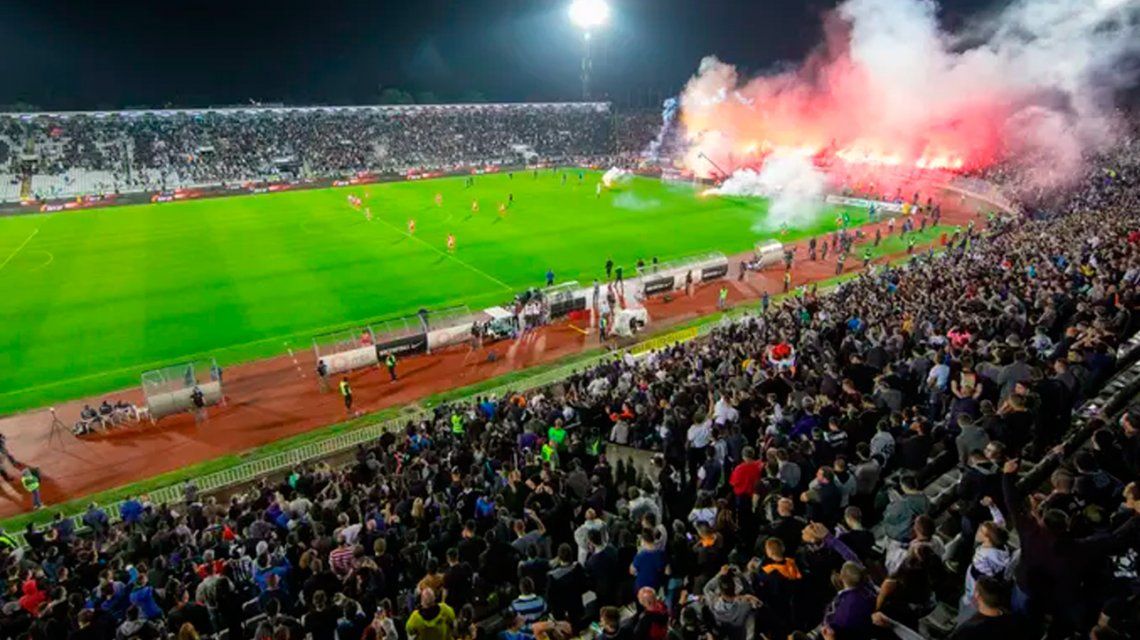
[754,240,785,269]
[312,326,380,377]
[141,359,224,423]
[636,251,729,298]
[543,281,588,319]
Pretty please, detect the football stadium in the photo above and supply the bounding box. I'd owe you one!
[0,0,1139,638]
[1,169,890,414]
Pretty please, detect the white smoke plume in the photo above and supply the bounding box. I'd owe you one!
[602,167,633,189]
[707,156,829,231]
[677,0,1140,198]
[645,97,680,161]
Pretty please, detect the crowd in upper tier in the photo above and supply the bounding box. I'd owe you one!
[0,104,664,201]
[2,130,1140,640]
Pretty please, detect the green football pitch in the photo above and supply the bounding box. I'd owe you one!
[0,170,868,414]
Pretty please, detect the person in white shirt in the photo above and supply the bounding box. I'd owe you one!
[687,416,713,450]
[686,413,713,481]
[573,509,607,564]
[713,394,739,425]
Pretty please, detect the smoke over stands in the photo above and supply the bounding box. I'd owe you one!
[673,0,1140,191]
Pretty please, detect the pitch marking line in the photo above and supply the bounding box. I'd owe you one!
[369,216,513,291]
[0,228,39,273]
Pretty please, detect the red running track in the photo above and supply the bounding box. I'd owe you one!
[0,209,974,517]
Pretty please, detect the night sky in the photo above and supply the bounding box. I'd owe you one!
[0,0,990,110]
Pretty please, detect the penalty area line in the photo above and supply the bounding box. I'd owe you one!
[0,228,39,273]
[369,216,513,292]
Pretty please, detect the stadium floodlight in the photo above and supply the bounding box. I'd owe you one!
[568,0,611,101]
[568,0,610,30]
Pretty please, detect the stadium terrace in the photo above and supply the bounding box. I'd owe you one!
[1,47,1140,640]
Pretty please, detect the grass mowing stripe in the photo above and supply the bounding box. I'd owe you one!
[0,227,39,272]
[0,171,875,413]
[367,210,514,291]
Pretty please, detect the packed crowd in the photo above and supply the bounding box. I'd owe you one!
[3,150,1140,640]
[0,104,658,197]
[613,111,660,160]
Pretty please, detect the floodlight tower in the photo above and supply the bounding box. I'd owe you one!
[568,0,611,101]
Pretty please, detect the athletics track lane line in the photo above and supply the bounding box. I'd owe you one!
[367,214,514,291]
[0,228,39,273]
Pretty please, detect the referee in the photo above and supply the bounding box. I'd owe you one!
[339,377,353,414]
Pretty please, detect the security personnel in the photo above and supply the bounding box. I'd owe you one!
[450,412,465,436]
[541,440,559,469]
[316,359,329,392]
[0,527,17,550]
[190,385,207,424]
[339,377,353,413]
[862,247,873,268]
[22,467,41,510]
[385,352,398,381]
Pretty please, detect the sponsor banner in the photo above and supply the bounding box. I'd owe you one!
[152,189,204,203]
[550,295,588,319]
[630,326,699,356]
[268,184,291,192]
[406,171,445,181]
[825,195,906,213]
[321,345,380,375]
[334,175,378,187]
[642,275,676,296]
[39,204,66,212]
[701,263,729,282]
[376,332,429,358]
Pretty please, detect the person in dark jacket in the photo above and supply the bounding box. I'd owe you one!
[946,576,1032,640]
[546,543,587,627]
[801,467,843,526]
[882,475,929,543]
[585,529,622,607]
[897,420,933,471]
[166,587,211,636]
[1000,460,1140,635]
[822,562,876,640]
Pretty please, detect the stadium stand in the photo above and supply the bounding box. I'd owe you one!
[0,104,647,200]
[2,131,1139,640]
